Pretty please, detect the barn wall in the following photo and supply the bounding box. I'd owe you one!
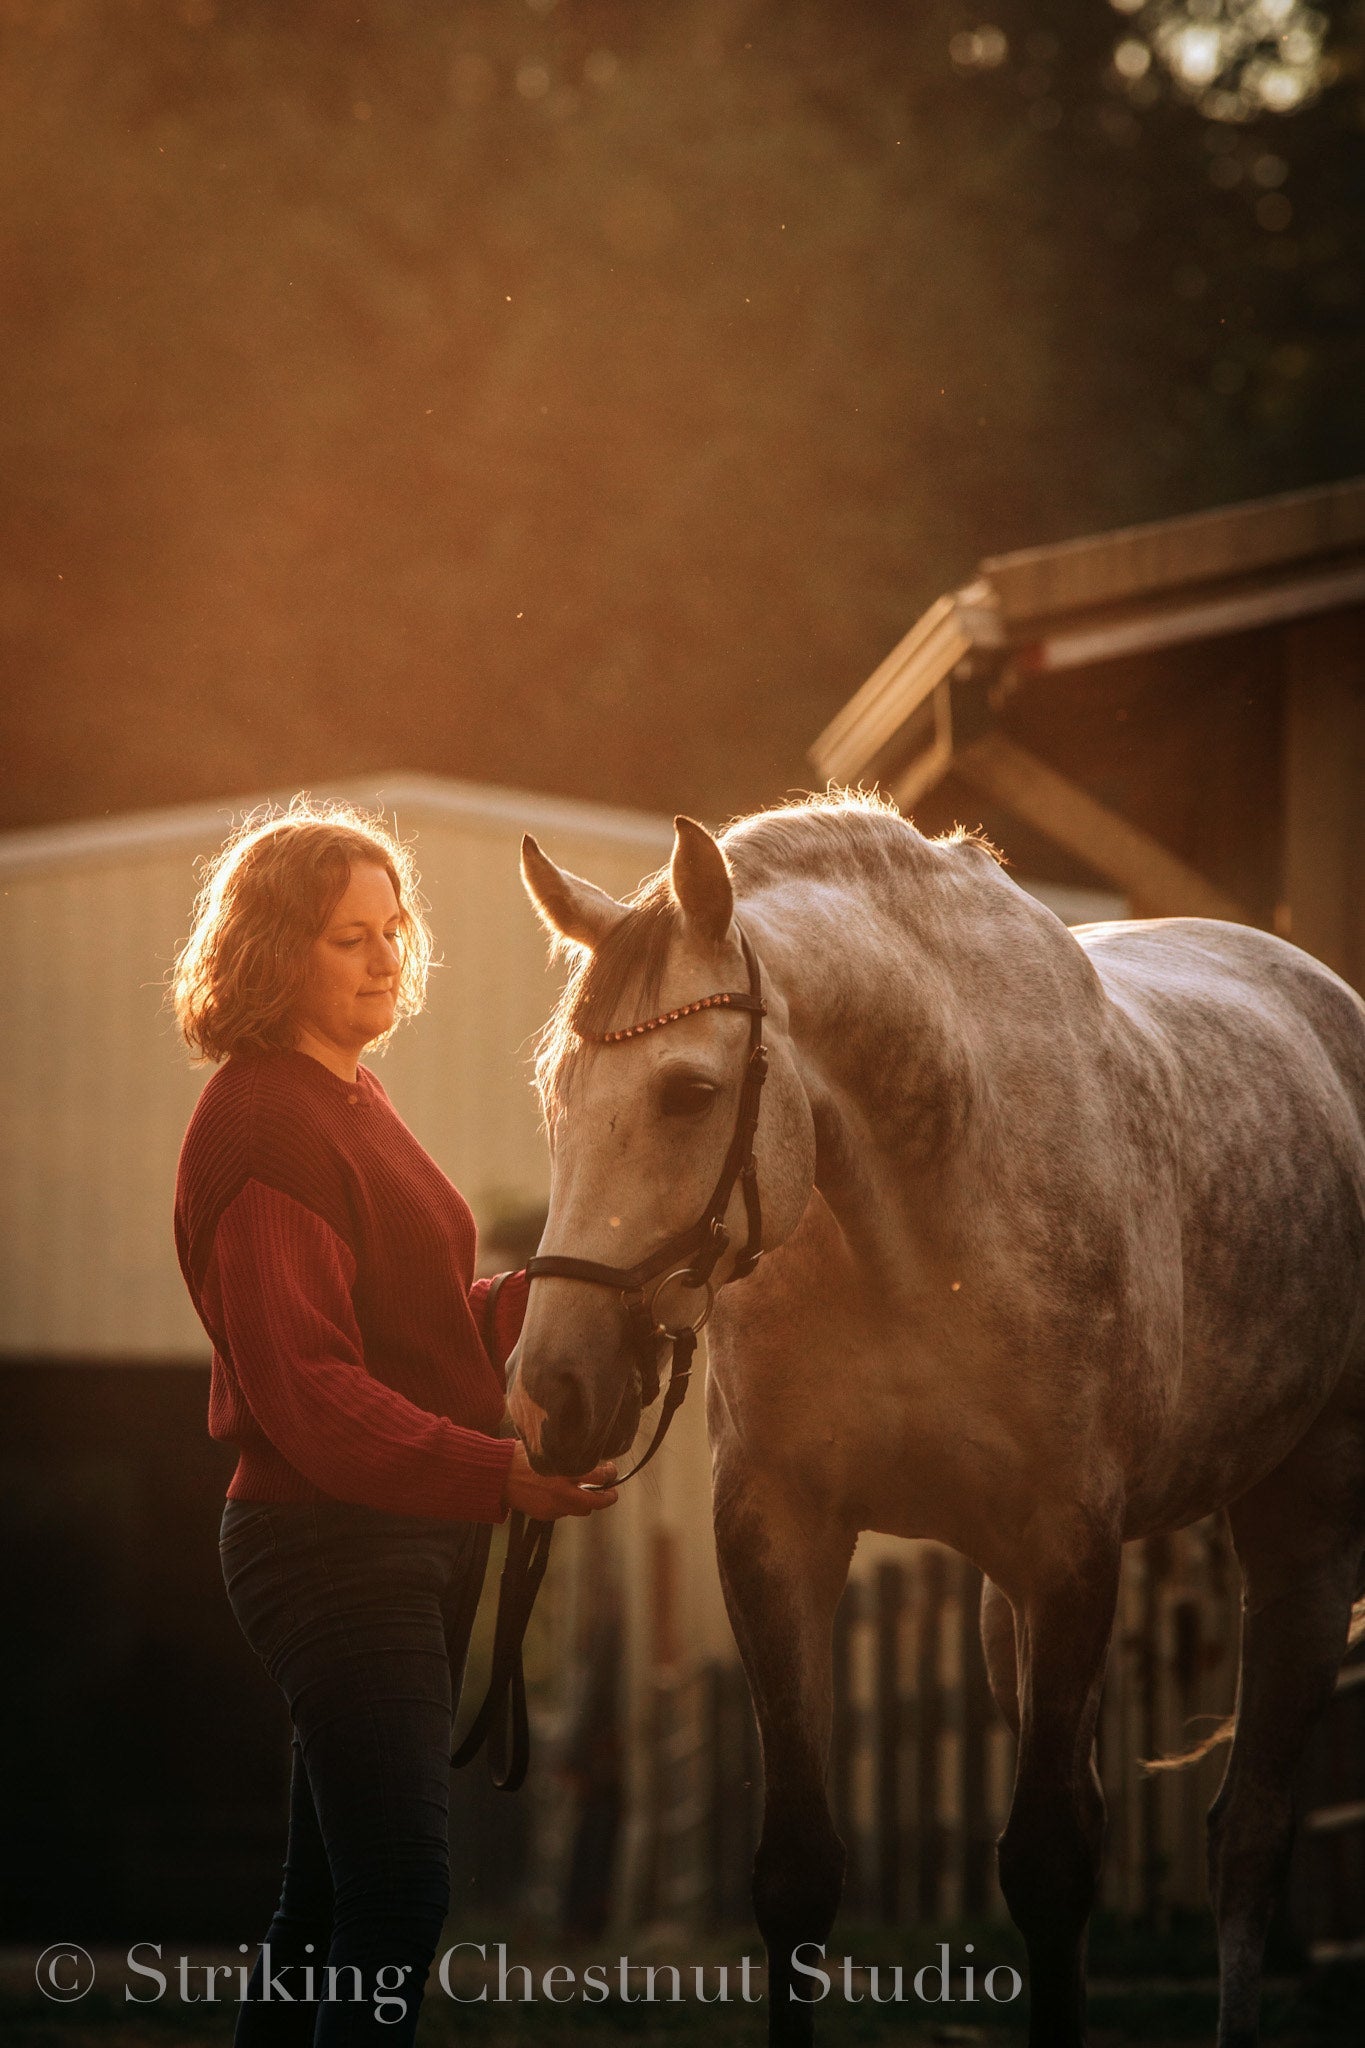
[1000,629,1285,925]
[0,775,671,1358]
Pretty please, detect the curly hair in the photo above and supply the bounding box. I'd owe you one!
[171,797,433,1064]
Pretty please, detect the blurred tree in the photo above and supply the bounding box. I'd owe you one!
[945,0,1365,508]
[0,0,1360,833]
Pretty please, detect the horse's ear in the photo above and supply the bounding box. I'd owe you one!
[670,816,733,944]
[521,835,627,950]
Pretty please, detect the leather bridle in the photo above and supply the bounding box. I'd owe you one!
[525,921,769,1484]
[452,923,770,1792]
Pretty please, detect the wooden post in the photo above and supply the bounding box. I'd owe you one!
[1293,1652,1365,1960]
[830,1580,859,1910]
[915,1548,947,1919]
[873,1561,904,1923]
[703,1662,726,1929]
[937,1565,966,1921]
[1283,609,1365,994]
[1171,1592,1205,1906]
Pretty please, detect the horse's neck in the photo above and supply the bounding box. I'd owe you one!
[741,856,1101,1272]
[744,869,982,1222]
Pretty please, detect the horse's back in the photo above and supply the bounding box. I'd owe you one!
[1074,917,1365,1527]
[1076,914,1365,1282]
[1076,916,1365,1106]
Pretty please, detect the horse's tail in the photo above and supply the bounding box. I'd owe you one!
[1141,1714,1237,1775]
[1140,1591,1365,1775]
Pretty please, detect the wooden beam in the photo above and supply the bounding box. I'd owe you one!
[1022,562,1365,675]
[809,590,989,787]
[950,731,1251,924]
[1283,611,1365,991]
[889,681,955,810]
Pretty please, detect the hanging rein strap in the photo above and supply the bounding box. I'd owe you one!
[448,1508,552,1793]
[452,926,768,1790]
[450,1269,549,1793]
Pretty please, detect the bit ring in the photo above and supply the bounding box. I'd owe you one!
[647,1268,716,1337]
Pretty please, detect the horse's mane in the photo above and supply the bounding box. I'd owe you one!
[725,787,949,890]
[534,789,999,1112]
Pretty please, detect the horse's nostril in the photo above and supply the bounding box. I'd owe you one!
[543,1368,590,1465]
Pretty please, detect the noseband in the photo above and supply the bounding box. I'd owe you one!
[453,923,768,1793]
[524,922,768,1484]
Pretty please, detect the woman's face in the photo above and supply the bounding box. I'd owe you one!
[291,861,403,1069]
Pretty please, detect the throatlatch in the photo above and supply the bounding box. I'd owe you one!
[452,925,768,1791]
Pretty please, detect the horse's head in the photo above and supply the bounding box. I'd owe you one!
[507,816,815,1475]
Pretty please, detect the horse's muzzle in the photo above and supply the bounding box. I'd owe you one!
[509,1348,642,1476]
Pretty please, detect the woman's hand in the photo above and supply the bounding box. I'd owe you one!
[502,1440,618,1519]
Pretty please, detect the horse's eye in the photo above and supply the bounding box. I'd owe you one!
[659,1074,718,1118]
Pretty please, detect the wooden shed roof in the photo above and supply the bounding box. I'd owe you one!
[982,473,1365,625]
[809,475,1365,933]
[812,474,1365,794]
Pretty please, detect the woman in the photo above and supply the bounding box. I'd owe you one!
[171,799,616,2047]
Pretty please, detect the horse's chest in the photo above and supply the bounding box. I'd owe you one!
[707,1302,1037,1551]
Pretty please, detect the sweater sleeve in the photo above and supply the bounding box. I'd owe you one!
[468,1268,530,1378]
[211,1178,516,1524]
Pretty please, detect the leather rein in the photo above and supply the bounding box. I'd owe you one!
[452,923,769,1790]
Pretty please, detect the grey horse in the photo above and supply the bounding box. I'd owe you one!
[508,793,1365,2048]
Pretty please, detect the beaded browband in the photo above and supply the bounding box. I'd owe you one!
[576,987,765,1045]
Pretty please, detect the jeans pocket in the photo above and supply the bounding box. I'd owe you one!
[219,1501,277,1558]
[220,1514,308,1681]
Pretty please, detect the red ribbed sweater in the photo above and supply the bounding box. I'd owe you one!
[174,1047,528,1524]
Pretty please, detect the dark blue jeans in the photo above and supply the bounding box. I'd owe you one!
[219,1498,490,2047]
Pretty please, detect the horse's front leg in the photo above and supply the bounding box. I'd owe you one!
[996,1525,1121,2048]
[713,1466,855,2048]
